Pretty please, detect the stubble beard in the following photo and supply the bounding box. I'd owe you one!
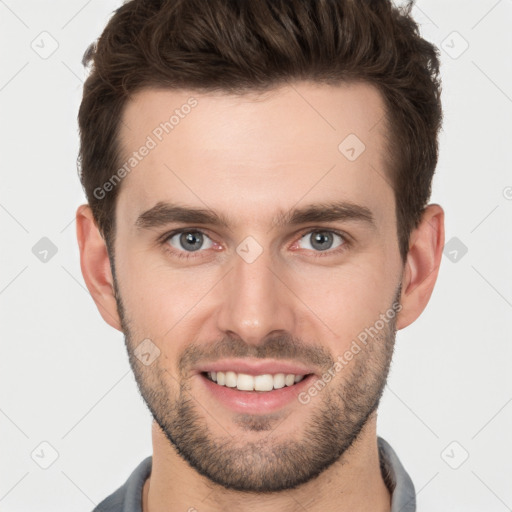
[113,272,398,493]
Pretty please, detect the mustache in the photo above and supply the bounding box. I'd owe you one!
[178,333,334,377]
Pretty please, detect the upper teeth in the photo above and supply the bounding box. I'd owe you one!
[207,371,305,391]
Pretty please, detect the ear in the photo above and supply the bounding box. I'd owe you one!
[76,204,123,332]
[396,204,445,330]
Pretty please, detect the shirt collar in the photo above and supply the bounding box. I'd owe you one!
[378,436,416,511]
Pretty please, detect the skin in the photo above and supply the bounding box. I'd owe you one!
[76,81,444,512]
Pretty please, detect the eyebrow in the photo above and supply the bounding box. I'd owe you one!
[135,200,376,231]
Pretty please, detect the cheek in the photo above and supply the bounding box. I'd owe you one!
[115,248,218,335]
[289,261,398,347]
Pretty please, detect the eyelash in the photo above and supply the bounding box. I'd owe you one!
[159,228,351,261]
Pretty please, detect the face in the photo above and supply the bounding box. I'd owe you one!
[110,82,405,492]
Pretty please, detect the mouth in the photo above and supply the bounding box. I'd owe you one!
[197,369,317,414]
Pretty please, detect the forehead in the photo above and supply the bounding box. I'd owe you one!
[115,81,393,228]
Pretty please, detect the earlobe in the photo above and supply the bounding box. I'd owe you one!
[396,204,445,330]
[76,204,123,332]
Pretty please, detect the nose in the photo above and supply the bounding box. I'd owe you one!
[215,243,297,346]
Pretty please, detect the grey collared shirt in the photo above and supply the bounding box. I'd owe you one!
[93,436,416,511]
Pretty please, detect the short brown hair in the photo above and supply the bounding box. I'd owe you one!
[78,0,442,261]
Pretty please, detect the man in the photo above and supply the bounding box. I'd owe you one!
[76,0,444,510]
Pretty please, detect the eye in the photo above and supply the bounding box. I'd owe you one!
[161,228,349,261]
[166,230,214,253]
[296,230,346,252]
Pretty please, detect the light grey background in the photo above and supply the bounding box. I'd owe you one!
[1,1,511,510]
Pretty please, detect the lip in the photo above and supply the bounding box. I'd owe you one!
[198,371,316,414]
[193,358,316,377]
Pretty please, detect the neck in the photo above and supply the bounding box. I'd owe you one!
[142,414,391,512]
